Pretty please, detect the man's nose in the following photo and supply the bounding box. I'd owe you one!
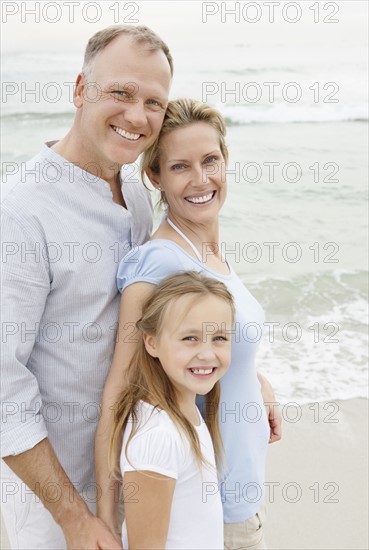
[124,100,147,128]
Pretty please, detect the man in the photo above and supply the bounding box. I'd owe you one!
[1,25,173,549]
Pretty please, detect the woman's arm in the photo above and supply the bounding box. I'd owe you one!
[257,372,282,443]
[123,471,176,549]
[95,282,155,538]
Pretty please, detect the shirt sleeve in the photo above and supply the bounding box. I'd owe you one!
[1,211,50,456]
[121,423,184,479]
[117,241,188,293]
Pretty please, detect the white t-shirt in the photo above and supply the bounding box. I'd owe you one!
[120,401,223,549]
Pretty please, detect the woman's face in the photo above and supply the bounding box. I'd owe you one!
[154,122,227,226]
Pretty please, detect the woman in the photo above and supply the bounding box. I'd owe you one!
[95,98,281,549]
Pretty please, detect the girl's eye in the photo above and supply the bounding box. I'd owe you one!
[214,335,228,342]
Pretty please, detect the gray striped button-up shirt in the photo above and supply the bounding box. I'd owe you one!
[1,142,153,491]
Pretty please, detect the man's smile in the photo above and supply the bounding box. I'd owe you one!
[111,125,141,141]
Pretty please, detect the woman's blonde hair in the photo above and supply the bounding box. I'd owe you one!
[141,98,228,204]
[109,271,235,473]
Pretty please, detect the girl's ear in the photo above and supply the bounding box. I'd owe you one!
[143,333,159,358]
[145,168,162,190]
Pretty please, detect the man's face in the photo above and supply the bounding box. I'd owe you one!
[74,35,172,173]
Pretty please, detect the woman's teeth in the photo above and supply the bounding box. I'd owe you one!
[187,192,214,204]
[112,126,140,141]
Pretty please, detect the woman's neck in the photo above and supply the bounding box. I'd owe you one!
[167,214,220,257]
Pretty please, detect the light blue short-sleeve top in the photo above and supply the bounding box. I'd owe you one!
[117,239,270,522]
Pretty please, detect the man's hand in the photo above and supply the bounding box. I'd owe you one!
[62,511,123,550]
[3,439,123,550]
[257,373,282,443]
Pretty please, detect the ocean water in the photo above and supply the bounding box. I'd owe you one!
[1,6,368,404]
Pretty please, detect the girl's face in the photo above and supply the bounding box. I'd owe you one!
[144,293,233,403]
[150,122,227,226]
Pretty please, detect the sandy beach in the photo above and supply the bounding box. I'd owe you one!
[264,398,368,550]
[1,398,368,549]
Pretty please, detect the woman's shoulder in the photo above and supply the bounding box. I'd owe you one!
[116,239,191,292]
[124,238,182,262]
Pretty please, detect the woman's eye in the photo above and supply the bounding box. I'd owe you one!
[214,335,228,342]
[204,155,218,164]
[183,336,197,342]
[171,164,186,171]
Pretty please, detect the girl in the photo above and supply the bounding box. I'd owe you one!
[109,271,235,549]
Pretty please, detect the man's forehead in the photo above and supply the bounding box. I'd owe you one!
[91,43,171,92]
[93,35,170,72]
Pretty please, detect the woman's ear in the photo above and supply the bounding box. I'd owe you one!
[143,333,159,358]
[145,168,162,190]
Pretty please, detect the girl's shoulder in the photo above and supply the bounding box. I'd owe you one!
[134,400,181,431]
[121,401,188,478]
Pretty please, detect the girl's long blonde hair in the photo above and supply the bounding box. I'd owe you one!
[109,271,235,473]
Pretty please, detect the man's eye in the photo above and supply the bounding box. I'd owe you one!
[112,90,130,99]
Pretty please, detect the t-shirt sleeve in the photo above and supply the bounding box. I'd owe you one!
[121,424,184,479]
[117,241,188,293]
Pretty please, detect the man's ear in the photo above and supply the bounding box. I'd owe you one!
[143,334,159,358]
[145,168,162,190]
[74,73,86,108]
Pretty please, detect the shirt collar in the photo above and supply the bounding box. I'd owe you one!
[41,141,119,201]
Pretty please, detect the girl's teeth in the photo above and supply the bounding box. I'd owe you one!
[112,126,140,141]
[191,368,213,375]
[187,193,213,204]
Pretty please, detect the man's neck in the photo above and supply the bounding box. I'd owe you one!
[51,134,125,207]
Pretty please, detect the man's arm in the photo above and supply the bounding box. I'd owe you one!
[1,212,121,548]
[3,439,122,549]
[257,373,282,443]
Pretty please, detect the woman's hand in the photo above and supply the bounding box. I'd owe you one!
[257,373,282,443]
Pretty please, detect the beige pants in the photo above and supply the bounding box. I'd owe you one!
[224,503,267,550]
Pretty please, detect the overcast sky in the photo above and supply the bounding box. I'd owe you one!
[2,1,368,55]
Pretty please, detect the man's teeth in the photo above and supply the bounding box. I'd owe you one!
[112,126,140,141]
[190,368,213,375]
[187,192,214,204]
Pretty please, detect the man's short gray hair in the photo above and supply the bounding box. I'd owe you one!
[82,24,173,81]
